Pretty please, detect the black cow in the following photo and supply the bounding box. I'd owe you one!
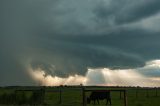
[87,91,111,105]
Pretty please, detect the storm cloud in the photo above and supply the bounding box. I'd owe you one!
[29,60,160,87]
[1,0,160,86]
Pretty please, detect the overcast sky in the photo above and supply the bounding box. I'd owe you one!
[1,0,160,86]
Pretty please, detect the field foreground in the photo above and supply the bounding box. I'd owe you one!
[0,86,160,106]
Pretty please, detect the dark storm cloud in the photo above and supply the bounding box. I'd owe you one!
[93,0,160,25]
[115,0,160,24]
[23,28,160,77]
[0,0,57,85]
[1,0,160,85]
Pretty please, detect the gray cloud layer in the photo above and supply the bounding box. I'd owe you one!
[1,0,160,86]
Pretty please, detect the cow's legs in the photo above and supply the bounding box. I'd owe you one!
[106,98,112,105]
[109,98,111,105]
[93,100,96,105]
[96,99,99,105]
[106,99,108,105]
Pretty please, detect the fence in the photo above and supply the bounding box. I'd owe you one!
[1,86,160,106]
[135,88,160,98]
[14,88,45,105]
[14,87,127,106]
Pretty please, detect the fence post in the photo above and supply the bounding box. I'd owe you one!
[156,88,158,97]
[59,87,62,104]
[124,90,127,106]
[146,89,149,98]
[136,88,138,98]
[82,86,86,106]
[41,87,45,105]
[120,91,122,99]
[14,90,17,106]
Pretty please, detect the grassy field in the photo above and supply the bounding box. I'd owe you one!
[0,86,160,106]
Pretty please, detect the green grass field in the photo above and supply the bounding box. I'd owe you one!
[0,86,160,106]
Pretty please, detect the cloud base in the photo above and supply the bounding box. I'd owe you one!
[28,60,160,87]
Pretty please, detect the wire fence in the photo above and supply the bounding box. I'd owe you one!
[0,86,160,106]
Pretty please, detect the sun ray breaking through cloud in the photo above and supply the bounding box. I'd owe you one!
[28,60,160,87]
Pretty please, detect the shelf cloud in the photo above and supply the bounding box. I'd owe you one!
[28,60,160,87]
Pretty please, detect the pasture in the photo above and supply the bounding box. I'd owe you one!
[0,86,160,106]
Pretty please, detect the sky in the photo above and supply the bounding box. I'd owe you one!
[0,0,160,86]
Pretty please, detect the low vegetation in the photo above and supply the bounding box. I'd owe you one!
[0,86,159,106]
